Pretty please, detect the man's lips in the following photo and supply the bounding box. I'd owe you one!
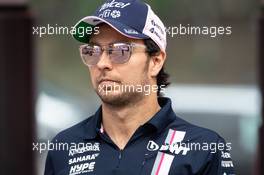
[98,79,120,84]
[97,79,121,91]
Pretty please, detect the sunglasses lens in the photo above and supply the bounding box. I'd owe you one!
[80,43,135,66]
[109,43,131,64]
[80,45,101,66]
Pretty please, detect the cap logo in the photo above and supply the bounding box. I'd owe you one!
[99,9,121,18]
[150,27,162,41]
[124,29,139,34]
[99,0,131,12]
[110,10,121,18]
[151,19,165,35]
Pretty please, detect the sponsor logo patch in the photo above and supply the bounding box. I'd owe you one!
[99,0,131,12]
[69,142,100,157]
[69,162,96,175]
[147,130,190,156]
[124,29,139,34]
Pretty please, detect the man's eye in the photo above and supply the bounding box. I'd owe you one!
[120,45,130,51]
[83,47,98,56]
[113,45,129,52]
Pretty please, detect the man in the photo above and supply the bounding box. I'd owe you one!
[44,0,235,174]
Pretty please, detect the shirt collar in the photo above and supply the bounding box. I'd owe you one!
[83,97,176,140]
[83,106,102,140]
[145,97,176,133]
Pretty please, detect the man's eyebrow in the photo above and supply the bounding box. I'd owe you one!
[89,41,100,45]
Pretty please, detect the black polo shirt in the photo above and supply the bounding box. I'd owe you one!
[44,97,235,175]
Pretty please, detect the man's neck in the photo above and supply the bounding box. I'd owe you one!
[101,94,161,150]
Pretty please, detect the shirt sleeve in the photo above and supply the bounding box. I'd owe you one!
[44,151,55,175]
[201,137,236,175]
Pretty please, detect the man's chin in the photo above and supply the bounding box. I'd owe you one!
[97,90,142,107]
[97,91,125,105]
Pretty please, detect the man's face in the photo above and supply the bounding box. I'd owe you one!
[88,24,152,106]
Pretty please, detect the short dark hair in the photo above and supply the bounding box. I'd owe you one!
[144,39,170,97]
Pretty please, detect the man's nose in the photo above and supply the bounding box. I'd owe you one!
[96,51,113,70]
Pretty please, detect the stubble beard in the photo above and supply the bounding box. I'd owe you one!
[95,57,151,107]
[96,78,150,107]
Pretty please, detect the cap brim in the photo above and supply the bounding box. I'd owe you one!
[72,16,149,43]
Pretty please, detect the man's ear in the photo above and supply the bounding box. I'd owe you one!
[149,51,166,77]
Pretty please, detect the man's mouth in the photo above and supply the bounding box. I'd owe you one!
[97,78,121,93]
[98,79,120,84]
[97,78,121,90]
